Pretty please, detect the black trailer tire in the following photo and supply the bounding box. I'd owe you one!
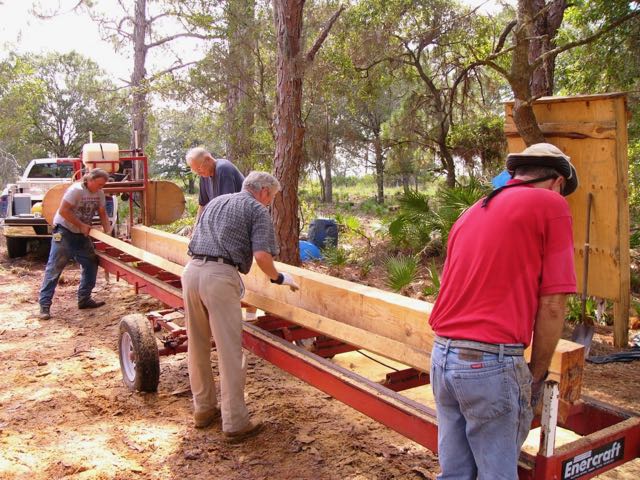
[6,236,28,258]
[118,314,160,392]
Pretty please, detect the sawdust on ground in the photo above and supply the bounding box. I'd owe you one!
[0,247,638,479]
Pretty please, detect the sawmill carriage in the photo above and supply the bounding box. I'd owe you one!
[40,93,640,478]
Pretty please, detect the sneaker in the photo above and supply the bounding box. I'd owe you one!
[78,298,106,309]
[39,305,51,320]
[194,408,221,429]
[224,420,263,443]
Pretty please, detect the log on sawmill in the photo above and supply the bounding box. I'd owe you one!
[91,226,585,404]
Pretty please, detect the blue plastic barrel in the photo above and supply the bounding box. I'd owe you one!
[308,218,338,249]
[299,240,322,261]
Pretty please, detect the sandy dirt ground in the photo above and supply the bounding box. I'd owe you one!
[0,247,639,479]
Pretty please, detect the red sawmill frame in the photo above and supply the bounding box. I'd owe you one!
[95,240,640,480]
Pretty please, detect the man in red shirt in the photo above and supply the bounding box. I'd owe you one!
[429,143,578,479]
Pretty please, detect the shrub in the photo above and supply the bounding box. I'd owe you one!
[322,244,350,267]
[427,177,489,247]
[422,262,441,298]
[388,189,434,250]
[565,295,610,325]
[385,254,418,292]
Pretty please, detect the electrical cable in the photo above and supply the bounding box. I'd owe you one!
[356,350,400,372]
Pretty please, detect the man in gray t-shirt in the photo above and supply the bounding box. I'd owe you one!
[39,169,112,320]
[53,182,106,233]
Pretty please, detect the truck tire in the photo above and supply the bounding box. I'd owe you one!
[6,237,27,258]
[118,314,160,392]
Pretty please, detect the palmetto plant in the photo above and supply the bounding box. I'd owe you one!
[423,261,441,297]
[322,244,350,267]
[388,189,433,250]
[335,212,372,247]
[389,177,489,252]
[427,177,489,247]
[385,254,419,292]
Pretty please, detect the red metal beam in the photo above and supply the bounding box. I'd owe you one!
[97,253,183,308]
[531,416,640,480]
[311,337,358,358]
[241,323,440,452]
[382,368,430,392]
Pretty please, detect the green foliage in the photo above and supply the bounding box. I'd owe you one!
[631,227,640,250]
[388,189,435,251]
[565,295,591,325]
[322,244,350,268]
[157,215,195,235]
[389,177,488,253]
[0,51,129,162]
[631,269,640,294]
[335,211,361,232]
[423,262,441,298]
[359,197,388,217]
[185,196,199,217]
[449,115,507,176]
[148,107,219,188]
[628,140,640,217]
[428,176,489,247]
[298,195,318,233]
[385,254,419,292]
[335,211,372,247]
[565,295,610,325]
[359,259,374,278]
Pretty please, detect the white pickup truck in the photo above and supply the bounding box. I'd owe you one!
[0,158,117,258]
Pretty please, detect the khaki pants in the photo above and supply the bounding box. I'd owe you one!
[182,259,249,432]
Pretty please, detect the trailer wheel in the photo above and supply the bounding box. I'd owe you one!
[6,237,27,258]
[118,314,160,392]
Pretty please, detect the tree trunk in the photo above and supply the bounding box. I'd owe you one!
[373,135,384,204]
[322,111,332,203]
[323,154,332,203]
[401,173,410,192]
[509,1,546,146]
[529,0,567,97]
[435,110,455,187]
[272,0,305,265]
[225,0,256,173]
[131,0,149,178]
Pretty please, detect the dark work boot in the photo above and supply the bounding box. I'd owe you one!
[78,298,106,309]
[39,305,51,320]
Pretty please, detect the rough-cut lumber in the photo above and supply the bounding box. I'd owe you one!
[91,229,183,277]
[125,225,584,401]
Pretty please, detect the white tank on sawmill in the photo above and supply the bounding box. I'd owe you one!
[82,143,120,173]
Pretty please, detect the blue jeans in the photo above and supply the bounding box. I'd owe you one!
[430,341,533,480]
[39,225,99,307]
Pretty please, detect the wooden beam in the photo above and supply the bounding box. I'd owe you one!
[90,229,183,277]
[125,225,584,402]
[504,121,616,140]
